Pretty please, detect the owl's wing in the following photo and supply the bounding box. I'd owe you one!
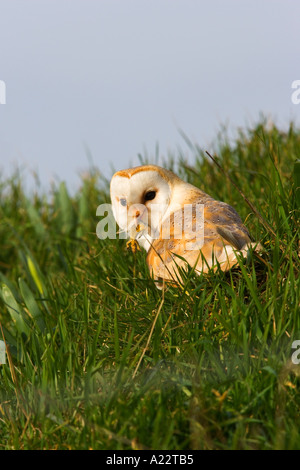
[204,198,252,250]
[146,197,258,284]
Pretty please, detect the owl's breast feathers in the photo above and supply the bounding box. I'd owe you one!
[146,191,260,283]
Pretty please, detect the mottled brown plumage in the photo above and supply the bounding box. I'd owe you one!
[146,194,254,284]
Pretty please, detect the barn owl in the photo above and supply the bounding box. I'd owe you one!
[110,165,260,287]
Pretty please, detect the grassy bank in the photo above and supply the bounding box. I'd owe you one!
[0,121,299,449]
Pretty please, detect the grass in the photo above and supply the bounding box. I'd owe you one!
[0,119,299,450]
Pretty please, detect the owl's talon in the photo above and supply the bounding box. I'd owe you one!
[126,239,140,253]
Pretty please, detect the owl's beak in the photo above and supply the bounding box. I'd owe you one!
[127,205,148,239]
[128,221,146,240]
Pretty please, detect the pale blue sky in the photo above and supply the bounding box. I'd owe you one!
[0,0,299,191]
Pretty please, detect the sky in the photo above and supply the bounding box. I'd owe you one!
[0,0,299,192]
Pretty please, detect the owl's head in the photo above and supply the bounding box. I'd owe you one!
[110,165,185,251]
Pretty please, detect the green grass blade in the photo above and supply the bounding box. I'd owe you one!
[18,278,46,333]
[0,284,31,337]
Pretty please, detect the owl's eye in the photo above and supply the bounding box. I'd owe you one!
[120,198,127,207]
[144,190,156,202]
